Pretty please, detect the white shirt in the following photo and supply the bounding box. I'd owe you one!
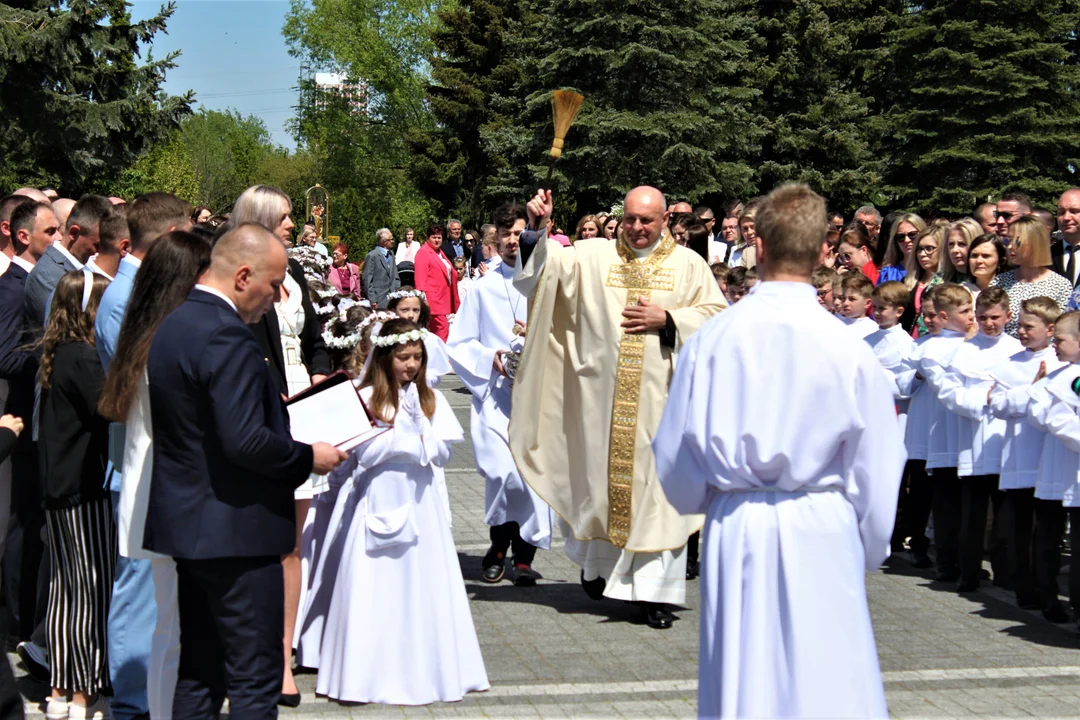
[1027,365,1080,501]
[846,316,878,340]
[396,240,419,265]
[917,329,971,469]
[52,239,83,270]
[9,256,33,273]
[194,284,238,314]
[0,253,9,277]
[989,346,1063,489]
[86,255,113,280]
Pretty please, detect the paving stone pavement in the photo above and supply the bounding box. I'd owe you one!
[12,376,1080,718]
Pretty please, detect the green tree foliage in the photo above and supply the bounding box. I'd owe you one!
[876,0,1080,214]
[748,0,894,212]
[483,0,761,216]
[182,109,275,212]
[406,0,524,224]
[0,0,192,193]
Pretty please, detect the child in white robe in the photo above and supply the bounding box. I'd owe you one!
[838,272,878,339]
[304,318,489,705]
[931,288,1021,590]
[1027,310,1080,628]
[654,184,905,720]
[989,297,1065,610]
[386,287,452,384]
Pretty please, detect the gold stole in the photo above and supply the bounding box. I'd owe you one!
[603,233,676,547]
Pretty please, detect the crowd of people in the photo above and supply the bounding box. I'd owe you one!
[0,175,1077,720]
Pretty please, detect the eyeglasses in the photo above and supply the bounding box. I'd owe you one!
[838,252,854,261]
[994,211,1016,220]
[896,231,919,241]
[916,246,937,255]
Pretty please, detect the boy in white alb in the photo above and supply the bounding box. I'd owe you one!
[989,297,1065,610]
[1027,310,1080,628]
[912,283,975,582]
[931,287,1021,591]
[865,280,915,552]
[895,290,944,568]
[654,184,905,720]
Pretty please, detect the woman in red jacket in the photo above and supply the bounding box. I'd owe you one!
[413,226,459,340]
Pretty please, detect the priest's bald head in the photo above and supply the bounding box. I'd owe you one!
[753,183,827,281]
[622,186,670,249]
[203,222,288,323]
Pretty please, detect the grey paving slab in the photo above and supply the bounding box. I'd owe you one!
[11,376,1080,718]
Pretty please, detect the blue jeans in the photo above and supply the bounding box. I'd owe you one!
[107,485,156,720]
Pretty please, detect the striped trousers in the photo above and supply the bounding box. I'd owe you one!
[45,497,116,693]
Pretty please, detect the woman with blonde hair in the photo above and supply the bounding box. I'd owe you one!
[941,217,983,283]
[877,213,925,285]
[909,225,945,337]
[228,185,295,242]
[573,214,601,242]
[991,215,1073,337]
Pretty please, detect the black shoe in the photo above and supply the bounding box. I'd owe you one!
[277,692,301,708]
[934,569,960,583]
[1043,603,1070,624]
[16,641,49,683]
[482,548,506,583]
[512,562,541,587]
[686,560,700,580]
[909,551,933,569]
[580,571,607,600]
[1016,592,1043,610]
[956,580,979,593]
[641,602,674,629]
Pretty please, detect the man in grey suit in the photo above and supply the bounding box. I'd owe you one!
[24,195,114,335]
[362,227,401,308]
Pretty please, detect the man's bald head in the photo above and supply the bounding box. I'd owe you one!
[206,223,287,323]
[52,198,75,228]
[669,201,692,214]
[622,186,670,250]
[14,187,49,204]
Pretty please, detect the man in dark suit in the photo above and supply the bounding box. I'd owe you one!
[1051,188,1080,289]
[144,223,346,719]
[362,227,401,307]
[0,200,59,663]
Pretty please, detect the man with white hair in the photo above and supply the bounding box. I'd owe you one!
[362,227,401,308]
[854,204,882,245]
[511,186,726,629]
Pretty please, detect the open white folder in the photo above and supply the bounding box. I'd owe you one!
[286,372,386,451]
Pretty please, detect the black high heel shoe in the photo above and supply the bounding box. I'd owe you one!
[278,692,301,708]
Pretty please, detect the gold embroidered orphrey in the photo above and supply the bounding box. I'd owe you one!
[604,232,676,547]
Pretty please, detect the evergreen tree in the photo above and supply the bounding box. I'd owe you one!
[877,0,1080,214]
[0,0,192,192]
[406,0,524,225]
[749,0,895,212]
[485,0,761,215]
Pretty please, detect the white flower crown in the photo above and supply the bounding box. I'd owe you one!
[313,302,337,316]
[371,328,429,348]
[322,327,361,350]
[386,288,427,303]
[358,311,398,335]
[314,286,339,299]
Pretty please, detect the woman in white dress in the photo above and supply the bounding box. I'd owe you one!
[97,231,214,720]
[231,185,332,706]
[302,318,489,705]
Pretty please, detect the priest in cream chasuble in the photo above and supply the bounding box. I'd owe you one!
[510,187,726,624]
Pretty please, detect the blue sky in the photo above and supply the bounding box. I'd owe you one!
[131,0,303,149]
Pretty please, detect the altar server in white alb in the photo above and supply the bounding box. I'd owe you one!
[654,183,905,719]
[447,201,553,585]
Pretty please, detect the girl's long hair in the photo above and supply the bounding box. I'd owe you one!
[98,231,212,421]
[360,317,436,423]
[39,271,110,389]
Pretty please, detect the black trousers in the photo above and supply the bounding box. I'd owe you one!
[1034,499,1068,611]
[173,556,284,720]
[958,475,997,584]
[2,450,45,642]
[931,467,962,574]
[1001,488,1036,600]
[0,623,21,720]
[1068,508,1080,614]
[905,460,934,554]
[489,522,537,566]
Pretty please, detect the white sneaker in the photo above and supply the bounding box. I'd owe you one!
[68,696,112,720]
[44,696,68,720]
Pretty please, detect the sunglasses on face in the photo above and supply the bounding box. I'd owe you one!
[896,231,919,242]
[839,252,854,261]
[994,211,1015,220]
